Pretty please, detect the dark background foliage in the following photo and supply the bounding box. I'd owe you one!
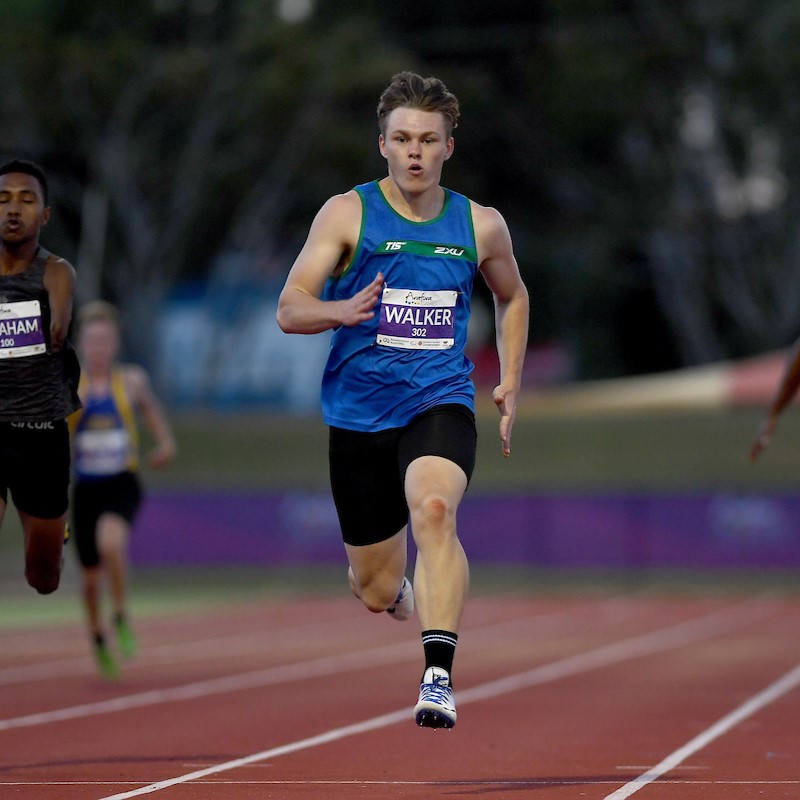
[2,0,799,379]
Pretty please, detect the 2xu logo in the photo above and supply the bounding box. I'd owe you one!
[383,242,465,256]
[433,246,464,256]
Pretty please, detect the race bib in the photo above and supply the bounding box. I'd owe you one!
[377,287,457,350]
[0,300,46,359]
[74,428,132,476]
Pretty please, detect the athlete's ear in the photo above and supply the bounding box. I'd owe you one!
[444,137,454,160]
[41,206,51,226]
[378,134,388,159]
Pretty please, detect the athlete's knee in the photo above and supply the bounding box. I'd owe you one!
[411,492,456,530]
[26,563,61,594]
[356,572,397,614]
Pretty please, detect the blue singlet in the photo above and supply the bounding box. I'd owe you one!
[321,180,479,432]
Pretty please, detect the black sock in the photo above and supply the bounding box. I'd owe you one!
[421,629,458,683]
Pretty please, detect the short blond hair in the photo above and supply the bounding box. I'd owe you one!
[377,71,460,138]
[77,300,120,330]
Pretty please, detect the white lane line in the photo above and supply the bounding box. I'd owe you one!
[603,660,800,799]
[455,598,772,706]
[4,779,800,788]
[0,626,359,685]
[0,610,389,685]
[96,599,775,800]
[0,597,629,726]
[0,641,416,732]
[0,596,614,685]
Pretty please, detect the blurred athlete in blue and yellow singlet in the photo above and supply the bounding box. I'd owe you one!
[70,300,176,678]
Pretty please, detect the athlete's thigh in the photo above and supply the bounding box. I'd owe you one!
[400,404,475,516]
[329,426,408,546]
[9,421,70,519]
[404,456,468,512]
[97,512,131,552]
[71,480,103,567]
[19,509,66,562]
[95,473,142,548]
[0,423,9,526]
[344,526,408,581]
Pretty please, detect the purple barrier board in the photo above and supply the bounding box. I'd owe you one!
[129,490,800,569]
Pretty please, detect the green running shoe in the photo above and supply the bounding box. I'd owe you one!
[115,615,138,659]
[94,639,119,681]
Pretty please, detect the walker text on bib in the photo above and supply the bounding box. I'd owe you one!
[377,288,457,350]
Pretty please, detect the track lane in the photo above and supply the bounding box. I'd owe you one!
[0,593,797,799]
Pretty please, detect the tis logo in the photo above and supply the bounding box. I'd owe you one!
[384,241,406,251]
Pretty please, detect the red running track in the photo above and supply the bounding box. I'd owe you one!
[1,589,799,799]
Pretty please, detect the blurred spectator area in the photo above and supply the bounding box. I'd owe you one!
[157,278,571,413]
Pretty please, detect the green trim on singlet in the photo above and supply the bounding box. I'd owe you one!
[466,199,477,260]
[337,182,464,279]
[375,180,451,225]
[371,239,477,262]
[336,186,369,280]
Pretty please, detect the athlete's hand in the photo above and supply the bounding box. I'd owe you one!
[147,441,176,469]
[493,384,518,458]
[339,273,384,327]
[750,415,777,463]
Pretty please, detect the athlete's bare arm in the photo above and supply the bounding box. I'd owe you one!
[42,256,76,353]
[750,337,800,462]
[472,202,530,457]
[277,192,383,334]
[125,365,177,469]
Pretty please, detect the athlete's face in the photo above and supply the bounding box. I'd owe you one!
[379,107,453,194]
[0,172,50,247]
[79,319,119,374]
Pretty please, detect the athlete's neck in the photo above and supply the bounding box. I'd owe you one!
[0,242,39,275]
[84,366,114,392]
[379,178,445,222]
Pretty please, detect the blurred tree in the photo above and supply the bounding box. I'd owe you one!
[374,0,800,377]
[2,0,800,380]
[625,2,800,365]
[0,0,409,361]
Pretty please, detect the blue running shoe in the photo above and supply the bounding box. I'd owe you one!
[414,666,456,729]
[386,577,414,621]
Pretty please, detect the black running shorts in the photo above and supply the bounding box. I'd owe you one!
[328,403,477,547]
[71,471,143,567]
[0,420,71,519]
